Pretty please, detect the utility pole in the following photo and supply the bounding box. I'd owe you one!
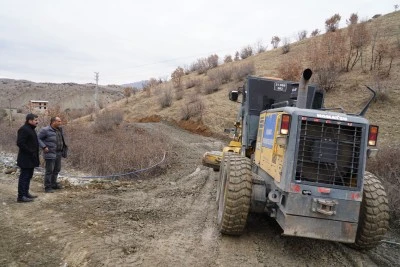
[8,98,12,127]
[94,72,99,111]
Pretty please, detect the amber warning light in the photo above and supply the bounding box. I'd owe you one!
[280,114,291,135]
[368,125,379,146]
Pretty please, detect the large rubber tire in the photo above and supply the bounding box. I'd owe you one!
[217,153,252,235]
[352,171,389,250]
[216,153,231,203]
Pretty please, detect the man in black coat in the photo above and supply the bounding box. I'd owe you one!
[16,113,40,202]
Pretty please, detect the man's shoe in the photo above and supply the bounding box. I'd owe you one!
[52,184,63,190]
[27,193,38,198]
[45,188,55,193]
[17,196,33,203]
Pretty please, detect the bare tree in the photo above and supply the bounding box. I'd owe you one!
[395,4,399,11]
[224,55,233,63]
[171,67,185,88]
[325,14,341,32]
[281,38,290,54]
[207,54,219,68]
[345,21,370,71]
[271,36,281,49]
[234,51,240,61]
[311,29,320,37]
[346,13,358,25]
[255,39,267,53]
[240,45,253,59]
[297,30,307,41]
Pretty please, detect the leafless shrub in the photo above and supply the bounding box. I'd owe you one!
[175,86,184,100]
[207,54,219,69]
[281,38,290,54]
[325,13,341,32]
[194,58,209,74]
[255,39,267,53]
[232,61,255,81]
[371,74,392,102]
[308,32,346,92]
[123,87,132,98]
[234,51,240,61]
[240,46,253,59]
[345,21,370,72]
[346,13,359,25]
[271,36,281,48]
[0,123,18,153]
[171,67,185,88]
[158,86,173,108]
[367,146,400,226]
[297,30,307,41]
[311,29,320,37]
[277,57,303,81]
[372,14,381,19]
[185,78,202,89]
[180,94,205,120]
[0,109,7,124]
[207,66,233,84]
[92,109,124,133]
[183,65,191,75]
[202,79,221,94]
[224,55,233,63]
[67,124,170,177]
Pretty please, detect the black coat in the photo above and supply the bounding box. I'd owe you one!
[17,123,40,168]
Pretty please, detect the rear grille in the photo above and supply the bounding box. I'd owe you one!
[295,117,363,188]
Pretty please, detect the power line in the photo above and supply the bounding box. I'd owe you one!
[94,72,99,110]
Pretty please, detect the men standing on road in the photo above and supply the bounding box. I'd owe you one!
[16,113,40,202]
[38,116,67,193]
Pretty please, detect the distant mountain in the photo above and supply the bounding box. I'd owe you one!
[0,79,125,111]
[121,80,148,89]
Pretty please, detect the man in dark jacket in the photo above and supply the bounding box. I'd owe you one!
[38,116,67,193]
[16,113,40,202]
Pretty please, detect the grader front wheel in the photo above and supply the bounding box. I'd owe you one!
[352,171,389,250]
[217,153,252,235]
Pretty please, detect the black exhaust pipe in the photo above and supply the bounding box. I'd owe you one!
[296,69,313,109]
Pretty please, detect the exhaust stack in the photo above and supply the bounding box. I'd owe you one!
[296,69,313,109]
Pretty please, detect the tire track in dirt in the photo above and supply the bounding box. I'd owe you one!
[1,121,399,266]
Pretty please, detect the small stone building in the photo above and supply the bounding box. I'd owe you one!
[29,100,48,113]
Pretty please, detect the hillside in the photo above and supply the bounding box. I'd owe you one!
[113,11,400,146]
[0,79,125,114]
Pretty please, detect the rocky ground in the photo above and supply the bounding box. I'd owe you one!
[0,122,399,267]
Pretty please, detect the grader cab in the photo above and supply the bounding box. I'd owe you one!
[206,69,389,249]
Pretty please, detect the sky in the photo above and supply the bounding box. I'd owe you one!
[0,0,397,85]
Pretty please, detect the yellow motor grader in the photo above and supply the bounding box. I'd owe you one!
[203,69,389,249]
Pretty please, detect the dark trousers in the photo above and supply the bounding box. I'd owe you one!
[18,168,34,199]
[44,155,61,189]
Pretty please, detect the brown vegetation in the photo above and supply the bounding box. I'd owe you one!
[67,122,169,176]
[367,146,400,226]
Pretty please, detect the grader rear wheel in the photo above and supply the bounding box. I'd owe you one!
[216,153,231,203]
[351,171,389,250]
[217,153,252,235]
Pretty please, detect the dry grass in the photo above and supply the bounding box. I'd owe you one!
[0,123,19,153]
[367,146,400,227]
[111,11,400,146]
[66,122,170,177]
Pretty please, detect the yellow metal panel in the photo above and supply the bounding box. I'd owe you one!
[259,112,288,182]
[254,113,266,166]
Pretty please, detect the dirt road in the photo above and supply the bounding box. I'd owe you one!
[0,122,399,267]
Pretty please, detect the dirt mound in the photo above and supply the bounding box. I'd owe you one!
[136,115,162,123]
[174,119,213,137]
